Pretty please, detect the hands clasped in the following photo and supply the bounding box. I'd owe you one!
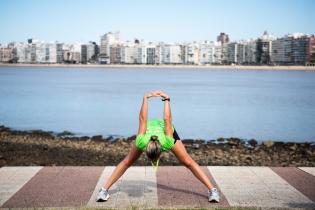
[144,90,169,100]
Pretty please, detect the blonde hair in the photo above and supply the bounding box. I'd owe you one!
[146,135,162,162]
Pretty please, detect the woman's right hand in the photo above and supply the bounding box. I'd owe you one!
[154,90,169,99]
[144,91,159,99]
[145,90,169,99]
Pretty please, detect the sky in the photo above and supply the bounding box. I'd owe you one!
[0,0,315,44]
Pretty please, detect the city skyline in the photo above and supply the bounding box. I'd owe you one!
[0,30,311,45]
[1,0,315,44]
[1,31,314,65]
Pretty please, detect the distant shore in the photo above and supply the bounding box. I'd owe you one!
[1,63,315,71]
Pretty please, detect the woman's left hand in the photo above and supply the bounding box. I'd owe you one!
[154,90,170,99]
[145,90,169,99]
[144,91,160,99]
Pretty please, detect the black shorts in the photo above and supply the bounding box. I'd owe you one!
[173,128,181,144]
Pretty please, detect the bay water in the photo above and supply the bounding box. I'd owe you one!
[0,67,314,142]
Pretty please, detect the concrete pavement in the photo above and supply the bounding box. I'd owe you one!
[0,166,314,209]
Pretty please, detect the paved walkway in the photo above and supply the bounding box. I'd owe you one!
[0,166,314,209]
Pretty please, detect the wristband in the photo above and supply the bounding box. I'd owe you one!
[162,98,170,101]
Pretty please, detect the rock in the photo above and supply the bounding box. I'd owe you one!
[91,135,103,142]
[217,137,225,142]
[207,140,216,146]
[263,140,274,148]
[182,139,194,144]
[289,144,297,151]
[248,139,258,147]
[274,141,285,147]
[245,155,253,161]
[80,136,90,141]
[105,135,114,141]
[57,130,75,137]
[126,135,137,141]
[192,143,200,149]
[306,150,313,156]
[0,125,11,132]
[215,149,224,156]
[29,130,55,138]
[195,139,205,144]
[0,159,7,166]
[227,138,241,146]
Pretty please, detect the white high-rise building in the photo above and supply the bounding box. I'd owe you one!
[13,40,58,64]
[213,42,222,64]
[256,31,274,64]
[120,40,147,64]
[199,41,215,64]
[186,43,199,64]
[35,42,57,63]
[138,46,147,64]
[146,43,156,64]
[13,42,28,63]
[0,45,13,63]
[86,42,97,62]
[155,43,164,64]
[35,42,46,63]
[100,32,120,64]
[121,41,137,64]
[47,43,57,63]
[271,33,309,65]
[161,44,182,64]
[237,42,246,64]
[244,40,257,64]
[221,43,229,64]
[63,43,81,63]
[227,42,238,64]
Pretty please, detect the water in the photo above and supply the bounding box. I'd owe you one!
[0,67,315,142]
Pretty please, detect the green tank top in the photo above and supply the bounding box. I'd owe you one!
[135,119,175,151]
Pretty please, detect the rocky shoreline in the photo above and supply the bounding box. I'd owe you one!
[0,125,314,167]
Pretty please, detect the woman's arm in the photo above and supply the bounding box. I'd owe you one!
[138,91,159,135]
[158,91,173,137]
[138,95,149,135]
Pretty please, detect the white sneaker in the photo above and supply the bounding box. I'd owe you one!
[208,188,220,202]
[96,187,110,202]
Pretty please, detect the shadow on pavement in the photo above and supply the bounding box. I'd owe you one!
[286,202,315,209]
[109,180,157,198]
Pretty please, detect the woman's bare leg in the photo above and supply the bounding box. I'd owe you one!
[172,140,214,190]
[103,141,143,190]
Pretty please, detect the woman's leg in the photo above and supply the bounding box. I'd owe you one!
[103,141,143,190]
[171,140,214,190]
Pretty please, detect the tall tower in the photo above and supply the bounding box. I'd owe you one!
[99,31,120,64]
[217,32,230,64]
[217,32,230,44]
[256,31,273,64]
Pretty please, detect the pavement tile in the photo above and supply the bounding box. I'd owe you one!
[87,166,118,208]
[87,166,158,209]
[2,166,103,208]
[0,166,42,207]
[208,166,315,209]
[1,166,314,209]
[299,167,315,177]
[157,166,229,208]
[271,167,315,202]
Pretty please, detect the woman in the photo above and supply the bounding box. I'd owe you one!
[96,90,220,203]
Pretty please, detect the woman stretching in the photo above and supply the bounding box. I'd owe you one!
[96,90,220,202]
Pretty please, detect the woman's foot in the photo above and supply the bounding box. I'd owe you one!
[96,187,110,202]
[208,188,220,202]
